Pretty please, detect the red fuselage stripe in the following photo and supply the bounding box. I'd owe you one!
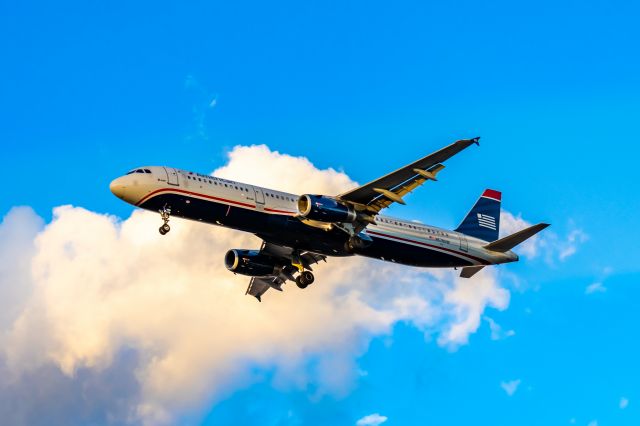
[366,230,487,264]
[136,188,298,215]
[136,188,256,208]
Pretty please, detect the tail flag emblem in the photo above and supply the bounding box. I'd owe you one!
[477,213,496,230]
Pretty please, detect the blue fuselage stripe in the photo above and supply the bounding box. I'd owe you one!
[140,193,476,268]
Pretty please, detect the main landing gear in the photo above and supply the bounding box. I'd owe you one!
[291,251,315,289]
[295,270,315,289]
[158,206,171,235]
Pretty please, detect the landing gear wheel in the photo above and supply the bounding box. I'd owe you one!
[301,271,314,286]
[159,224,170,235]
[158,205,172,236]
[295,275,308,289]
[296,271,315,288]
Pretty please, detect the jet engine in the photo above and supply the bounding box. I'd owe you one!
[224,249,279,277]
[297,195,357,223]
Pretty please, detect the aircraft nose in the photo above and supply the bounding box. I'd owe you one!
[109,176,128,199]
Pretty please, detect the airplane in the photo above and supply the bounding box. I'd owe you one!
[109,138,549,301]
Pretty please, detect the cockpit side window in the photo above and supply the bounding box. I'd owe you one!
[144,169,151,173]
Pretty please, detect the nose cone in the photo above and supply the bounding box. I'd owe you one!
[109,176,128,199]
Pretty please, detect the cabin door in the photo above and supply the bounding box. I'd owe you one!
[459,234,469,252]
[164,167,179,186]
[254,188,265,205]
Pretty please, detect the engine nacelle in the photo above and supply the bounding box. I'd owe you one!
[297,195,357,223]
[224,249,278,277]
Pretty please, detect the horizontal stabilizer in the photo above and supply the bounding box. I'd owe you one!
[483,223,550,253]
[460,266,485,278]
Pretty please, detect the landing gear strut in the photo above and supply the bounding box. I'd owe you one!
[295,271,315,289]
[158,206,171,235]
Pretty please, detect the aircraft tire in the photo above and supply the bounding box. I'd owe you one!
[301,271,314,286]
[295,275,308,289]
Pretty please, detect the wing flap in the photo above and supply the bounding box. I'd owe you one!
[365,163,445,213]
[245,277,272,302]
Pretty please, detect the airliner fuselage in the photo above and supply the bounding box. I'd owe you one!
[110,166,516,268]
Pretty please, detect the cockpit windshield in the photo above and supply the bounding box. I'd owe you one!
[126,169,152,175]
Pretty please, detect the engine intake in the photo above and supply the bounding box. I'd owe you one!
[297,195,357,223]
[224,249,278,277]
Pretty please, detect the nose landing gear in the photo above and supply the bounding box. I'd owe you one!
[158,206,171,235]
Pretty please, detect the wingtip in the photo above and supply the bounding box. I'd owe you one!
[472,136,480,145]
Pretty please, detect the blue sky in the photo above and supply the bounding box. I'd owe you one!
[1,1,639,425]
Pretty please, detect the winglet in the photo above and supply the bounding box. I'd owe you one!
[472,136,480,146]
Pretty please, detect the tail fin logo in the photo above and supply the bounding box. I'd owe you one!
[477,213,496,230]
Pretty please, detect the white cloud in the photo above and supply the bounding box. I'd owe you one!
[585,282,607,295]
[484,316,515,340]
[500,211,539,258]
[213,144,355,195]
[500,211,587,265]
[438,267,510,347]
[0,145,518,425]
[356,413,388,426]
[0,207,43,329]
[500,379,521,396]
[558,228,589,261]
[620,397,629,409]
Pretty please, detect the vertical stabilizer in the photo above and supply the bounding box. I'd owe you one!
[454,189,501,242]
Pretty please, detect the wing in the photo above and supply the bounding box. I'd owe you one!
[244,241,327,302]
[245,277,282,302]
[338,137,479,214]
